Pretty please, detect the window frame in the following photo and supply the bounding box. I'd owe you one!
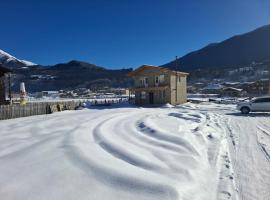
[141,91,146,99]
[155,76,159,84]
[159,75,165,83]
[155,74,165,84]
[253,98,270,103]
[139,77,147,86]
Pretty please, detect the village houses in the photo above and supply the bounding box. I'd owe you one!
[128,65,188,105]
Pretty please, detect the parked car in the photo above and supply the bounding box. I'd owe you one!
[237,96,270,114]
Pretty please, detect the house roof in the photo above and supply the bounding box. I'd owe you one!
[203,83,224,90]
[223,87,243,92]
[127,65,189,77]
[0,64,12,77]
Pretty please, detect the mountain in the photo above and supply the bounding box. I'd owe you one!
[0,49,36,69]
[4,24,270,92]
[163,25,270,71]
[51,60,103,70]
[0,49,132,92]
[26,60,132,92]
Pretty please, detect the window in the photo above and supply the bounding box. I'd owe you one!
[155,75,165,85]
[140,77,147,86]
[140,79,144,86]
[253,99,261,103]
[145,78,148,85]
[178,76,181,82]
[159,75,165,83]
[253,98,270,103]
[155,76,159,84]
[141,91,146,99]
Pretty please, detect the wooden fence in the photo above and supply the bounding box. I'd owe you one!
[0,101,82,120]
[0,98,128,120]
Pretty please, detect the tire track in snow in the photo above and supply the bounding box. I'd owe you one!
[257,125,270,162]
[226,116,270,200]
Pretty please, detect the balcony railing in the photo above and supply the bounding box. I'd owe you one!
[135,82,168,88]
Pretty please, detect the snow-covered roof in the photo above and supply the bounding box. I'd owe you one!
[223,87,243,92]
[243,81,255,85]
[260,78,270,81]
[224,82,240,85]
[194,82,205,85]
[203,84,224,90]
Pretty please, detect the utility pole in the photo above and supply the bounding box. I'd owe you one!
[175,56,178,103]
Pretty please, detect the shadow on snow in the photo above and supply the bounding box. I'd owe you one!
[226,112,270,117]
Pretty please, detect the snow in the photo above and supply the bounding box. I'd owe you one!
[0,49,36,66]
[0,103,269,200]
[27,97,127,103]
[203,83,224,90]
[0,49,15,59]
[224,82,241,85]
[162,103,174,108]
[223,87,243,92]
[20,60,37,66]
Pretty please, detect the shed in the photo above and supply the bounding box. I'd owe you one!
[0,64,12,104]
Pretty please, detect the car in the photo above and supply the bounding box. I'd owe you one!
[237,96,270,114]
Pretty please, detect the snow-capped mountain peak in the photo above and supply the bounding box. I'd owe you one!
[0,49,37,67]
[20,60,37,66]
[0,49,16,60]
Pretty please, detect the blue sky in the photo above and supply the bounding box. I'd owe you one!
[1,0,270,68]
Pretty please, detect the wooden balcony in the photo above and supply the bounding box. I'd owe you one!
[130,83,169,91]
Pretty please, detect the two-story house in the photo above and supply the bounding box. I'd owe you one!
[128,65,188,105]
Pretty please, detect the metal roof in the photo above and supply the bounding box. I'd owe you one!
[127,65,189,77]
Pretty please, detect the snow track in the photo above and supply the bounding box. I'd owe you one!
[0,103,269,200]
[228,117,270,200]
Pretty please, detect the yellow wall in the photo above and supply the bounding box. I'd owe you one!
[133,69,187,105]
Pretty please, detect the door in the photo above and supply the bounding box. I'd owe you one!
[264,98,270,111]
[251,98,270,111]
[149,92,154,104]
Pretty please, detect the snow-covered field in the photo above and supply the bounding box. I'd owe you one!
[0,103,269,200]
